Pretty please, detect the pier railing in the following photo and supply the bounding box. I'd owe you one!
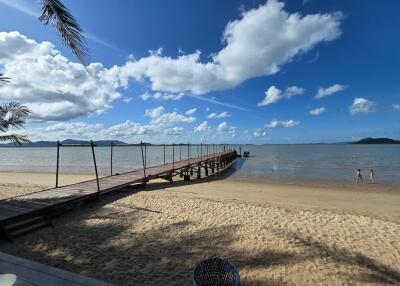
[55,142,242,194]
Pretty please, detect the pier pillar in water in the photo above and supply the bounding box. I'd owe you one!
[211,160,215,173]
[205,164,209,176]
[180,169,183,177]
[197,164,201,179]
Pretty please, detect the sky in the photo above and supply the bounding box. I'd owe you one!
[0,0,399,144]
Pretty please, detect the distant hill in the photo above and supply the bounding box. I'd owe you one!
[0,139,128,147]
[352,137,400,144]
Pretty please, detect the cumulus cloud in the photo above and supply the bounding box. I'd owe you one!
[144,106,195,125]
[265,119,299,128]
[165,127,184,136]
[122,97,133,103]
[0,1,342,123]
[349,98,376,115]
[185,108,197,115]
[216,122,236,136]
[253,128,267,137]
[315,84,345,99]
[392,104,400,111]
[309,107,327,115]
[207,111,230,119]
[258,85,304,106]
[113,0,342,94]
[139,91,184,101]
[0,31,121,121]
[194,121,210,132]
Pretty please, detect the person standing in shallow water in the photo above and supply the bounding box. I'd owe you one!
[356,169,363,183]
[369,169,375,183]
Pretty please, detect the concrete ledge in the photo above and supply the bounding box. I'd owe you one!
[0,251,113,286]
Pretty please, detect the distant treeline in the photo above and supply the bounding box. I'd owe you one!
[352,137,400,144]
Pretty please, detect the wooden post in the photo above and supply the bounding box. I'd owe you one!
[239,145,242,156]
[197,163,201,179]
[144,144,147,169]
[200,142,202,160]
[55,140,60,188]
[179,144,182,161]
[91,140,101,198]
[110,142,113,176]
[140,141,147,181]
[187,143,190,164]
[172,144,175,169]
[163,144,166,165]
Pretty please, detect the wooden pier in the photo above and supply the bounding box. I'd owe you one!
[0,142,239,241]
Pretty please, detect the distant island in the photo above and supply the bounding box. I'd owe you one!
[0,139,128,147]
[352,137,400,144]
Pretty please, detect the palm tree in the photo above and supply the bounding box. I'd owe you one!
[0,1,88,144]
[39,0,88,66]
[0,101,31,144]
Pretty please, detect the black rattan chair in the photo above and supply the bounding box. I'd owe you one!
[193,257,240,286]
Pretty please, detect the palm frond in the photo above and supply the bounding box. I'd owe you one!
[0,102,31,131]
[0,134,31,145]
[0,74,10,84]
[39,0,89,67]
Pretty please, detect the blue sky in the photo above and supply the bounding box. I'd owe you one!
[0,0,399,143]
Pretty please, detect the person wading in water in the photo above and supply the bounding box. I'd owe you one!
[356,169,363,183]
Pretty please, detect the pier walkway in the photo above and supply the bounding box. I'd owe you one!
[0,144,238,241]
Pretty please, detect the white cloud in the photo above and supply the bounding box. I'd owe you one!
[265,119,299,128]
[144,106,165,118]
[122,97,133,103]
[19,122,104,141]
[165,127,184,136]
[258,85,304,106]
[216,122,236,136]
[0,0,342,123]
[185,108,197,115]
[392,104,400,111]
[349,98,376,115]
[253,128,267,137]
[207,111,230,119]
[139,91,184,101]
[114,0,342,94]
[144,106,195,125]
[309,107,327,115]
[194,121,210,132]
[0,31,121,121]
[315,84,345,99]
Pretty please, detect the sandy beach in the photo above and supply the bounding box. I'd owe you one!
[0,171,399,285]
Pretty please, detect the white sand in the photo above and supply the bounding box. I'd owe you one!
[0,172,399,285]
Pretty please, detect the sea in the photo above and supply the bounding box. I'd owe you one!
[0,144,399,186]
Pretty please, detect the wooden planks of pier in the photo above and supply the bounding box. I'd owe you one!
[0,149,238,241]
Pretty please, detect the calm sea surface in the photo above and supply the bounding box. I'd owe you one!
[0,145,399,186]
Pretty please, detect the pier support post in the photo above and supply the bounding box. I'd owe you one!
[205,163,209,176]
[55,140,60,188]
[211,159,215,173]
[197,164,201,179]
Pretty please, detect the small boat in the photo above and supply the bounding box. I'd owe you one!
[243,151,250,157]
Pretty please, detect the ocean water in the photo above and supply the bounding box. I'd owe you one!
[0,144,399,186]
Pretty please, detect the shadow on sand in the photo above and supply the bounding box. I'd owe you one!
[1,158,399,285]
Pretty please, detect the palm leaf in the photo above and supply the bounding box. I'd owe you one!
[0,74,10,84]
[0,102,31,132]
[0,134,31,145]
[39,0,88,67]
